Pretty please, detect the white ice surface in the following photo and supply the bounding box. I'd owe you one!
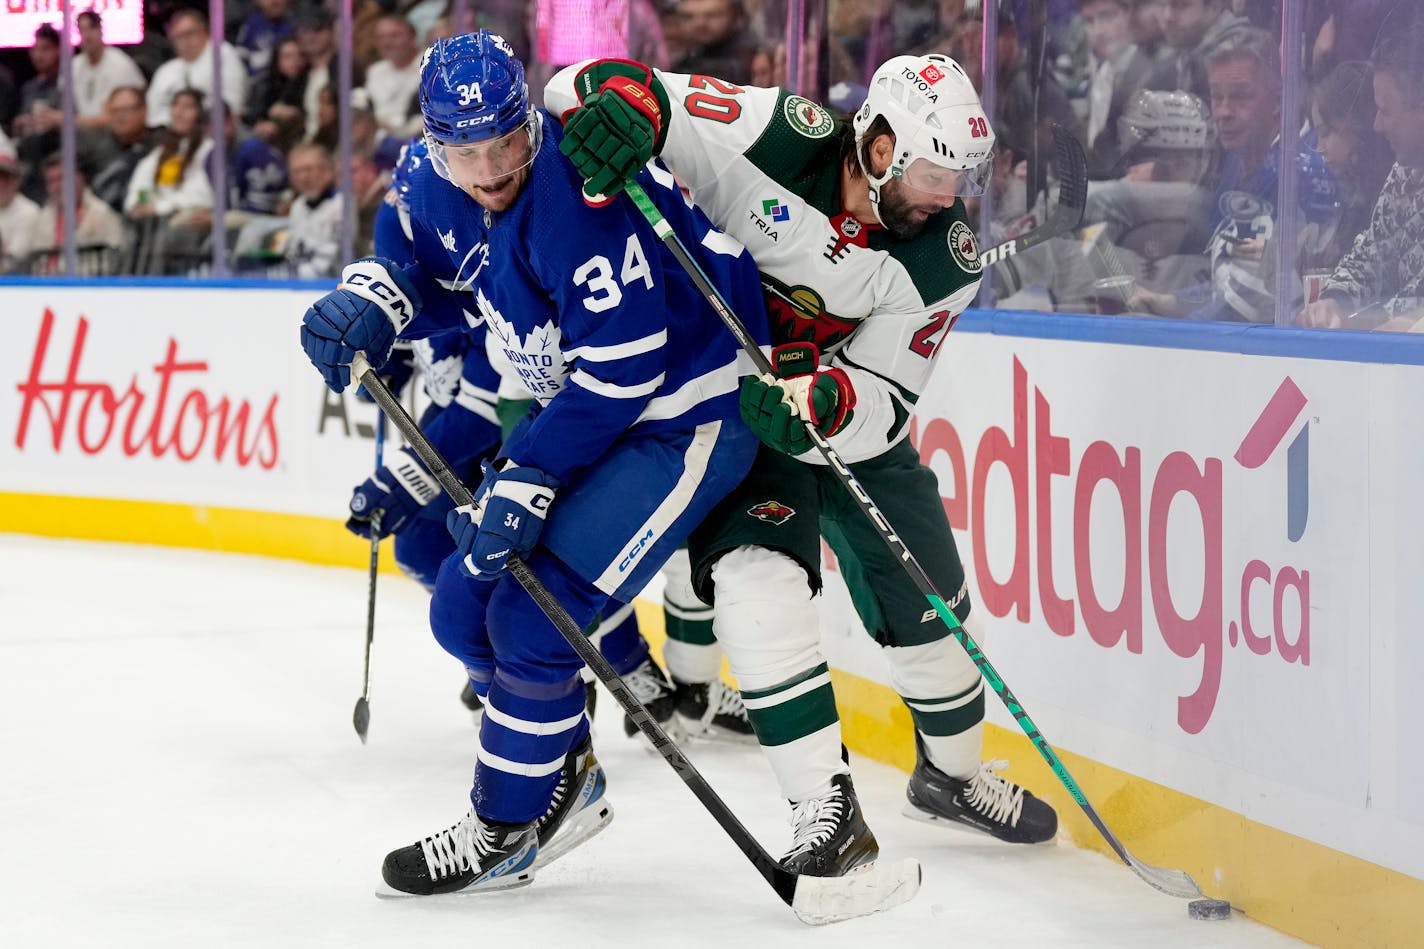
[0,535,1312,949]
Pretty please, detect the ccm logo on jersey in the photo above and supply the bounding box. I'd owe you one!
[619,527,656,572]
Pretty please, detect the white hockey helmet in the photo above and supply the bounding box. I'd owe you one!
[1118,89,1213,152]
[852,54,995,222]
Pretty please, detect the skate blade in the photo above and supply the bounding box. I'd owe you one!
[374,869,535,899]
[790,856,921,925]
[533,799,615,868]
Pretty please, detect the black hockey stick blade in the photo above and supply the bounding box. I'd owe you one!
[349,351,919,924]
[352,696,370,744]
[979,124,1088,267]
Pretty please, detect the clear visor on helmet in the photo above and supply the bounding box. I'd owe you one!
[425,113,542,188]
[896,152,994,197]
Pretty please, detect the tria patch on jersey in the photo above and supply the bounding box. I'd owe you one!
[784,95,835,139]
[948,220,981,273]
[748,500,796,524]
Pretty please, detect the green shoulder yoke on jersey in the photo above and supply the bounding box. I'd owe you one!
[742,90,843,217]
[866,202,982,307]
[572,60,674,154]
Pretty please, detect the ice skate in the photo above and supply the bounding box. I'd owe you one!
[781,773,880,876]
[532,734,614,867]
[621,658,682,740]
[379,811,537,897]
[903,737,1058,844]
[458,680,484,723]
[674,678,756,743]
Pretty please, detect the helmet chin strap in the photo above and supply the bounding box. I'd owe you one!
[855,136,894,228]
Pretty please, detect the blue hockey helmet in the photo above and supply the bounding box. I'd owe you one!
[391,136,428,205]
[419,30,542,189]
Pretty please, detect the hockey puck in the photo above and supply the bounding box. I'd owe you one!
[1187,898,1231,920]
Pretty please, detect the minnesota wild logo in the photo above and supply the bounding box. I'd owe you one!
[749,500,797,524]
[784,95,835,139]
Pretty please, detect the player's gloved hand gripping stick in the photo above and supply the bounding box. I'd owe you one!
[349,351,920,925]
[618,159,1205,902]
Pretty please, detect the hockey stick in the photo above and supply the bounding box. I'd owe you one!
[349,350,919,925]
[979,123,1089,267]
[621,136,1204,901]
[352,410,384,743]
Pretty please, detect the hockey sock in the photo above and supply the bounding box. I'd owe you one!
[883,629,987,781]
[474,669,590,824]
[711,546,845,801]
[589,600,650,677]
[661,547,721,683]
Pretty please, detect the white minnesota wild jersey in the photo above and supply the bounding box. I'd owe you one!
[548,67,985,463]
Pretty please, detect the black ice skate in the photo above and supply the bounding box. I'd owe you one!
[674,678,756,743]
[379,811,537,897]
[782,773,880,877]
[904,737,1058,844]
[621,658,681,739]
[532,734,614,867]
[458,680,484,721]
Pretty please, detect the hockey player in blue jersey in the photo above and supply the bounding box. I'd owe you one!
[351,139,750,738]
[299,30,768,896]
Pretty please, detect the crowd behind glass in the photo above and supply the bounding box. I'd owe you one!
[0,0,1419,331]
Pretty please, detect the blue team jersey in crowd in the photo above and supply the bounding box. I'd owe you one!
[393,111,769,484]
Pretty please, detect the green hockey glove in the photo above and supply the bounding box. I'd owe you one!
[738,343,856,456]
[559,62,666,201]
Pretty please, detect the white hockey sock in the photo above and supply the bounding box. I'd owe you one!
[883,628,987,781]
[661,548,722,683]
[711,546,846,801]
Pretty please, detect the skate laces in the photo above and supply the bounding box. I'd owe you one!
[784,785,846,859]
[420,812,497,880]
[964,759,1026,827]
[624,660,674,704]
[700,681,748,726]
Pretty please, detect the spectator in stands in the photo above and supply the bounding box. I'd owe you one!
[146,10,248,128]
[243,36,308,128]
[85,86,158,213]
[0,145,40,271]
[1296,61,1395,291]
[235,0,296,78]
[1080,0,1162,179]
[993,8,1076,202]
[1301,26,1424,330]
[1159,0,1252,102]
[14,24,63,201]
[1132,30,1343,322]
[72,11,146,129]
[283,141,342,278]
[364,14,423,137]
[672,0,759,84]
[125,88,217,274]
[25,154,126,275]
[295,8,345,141]
[1130,0,1175,78]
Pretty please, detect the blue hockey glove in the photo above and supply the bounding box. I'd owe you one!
[354,341,418,403]
[739,342,856,455]
[447,460,559,580]
[346,446,442,539]
[301,258,421,392]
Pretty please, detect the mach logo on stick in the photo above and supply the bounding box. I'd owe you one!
[1234,377,1308,542]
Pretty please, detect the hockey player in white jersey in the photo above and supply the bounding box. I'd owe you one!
[551,53,1059,875]
[299,31,768,896]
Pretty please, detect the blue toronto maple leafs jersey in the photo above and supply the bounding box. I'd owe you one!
[392,111,769,484]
